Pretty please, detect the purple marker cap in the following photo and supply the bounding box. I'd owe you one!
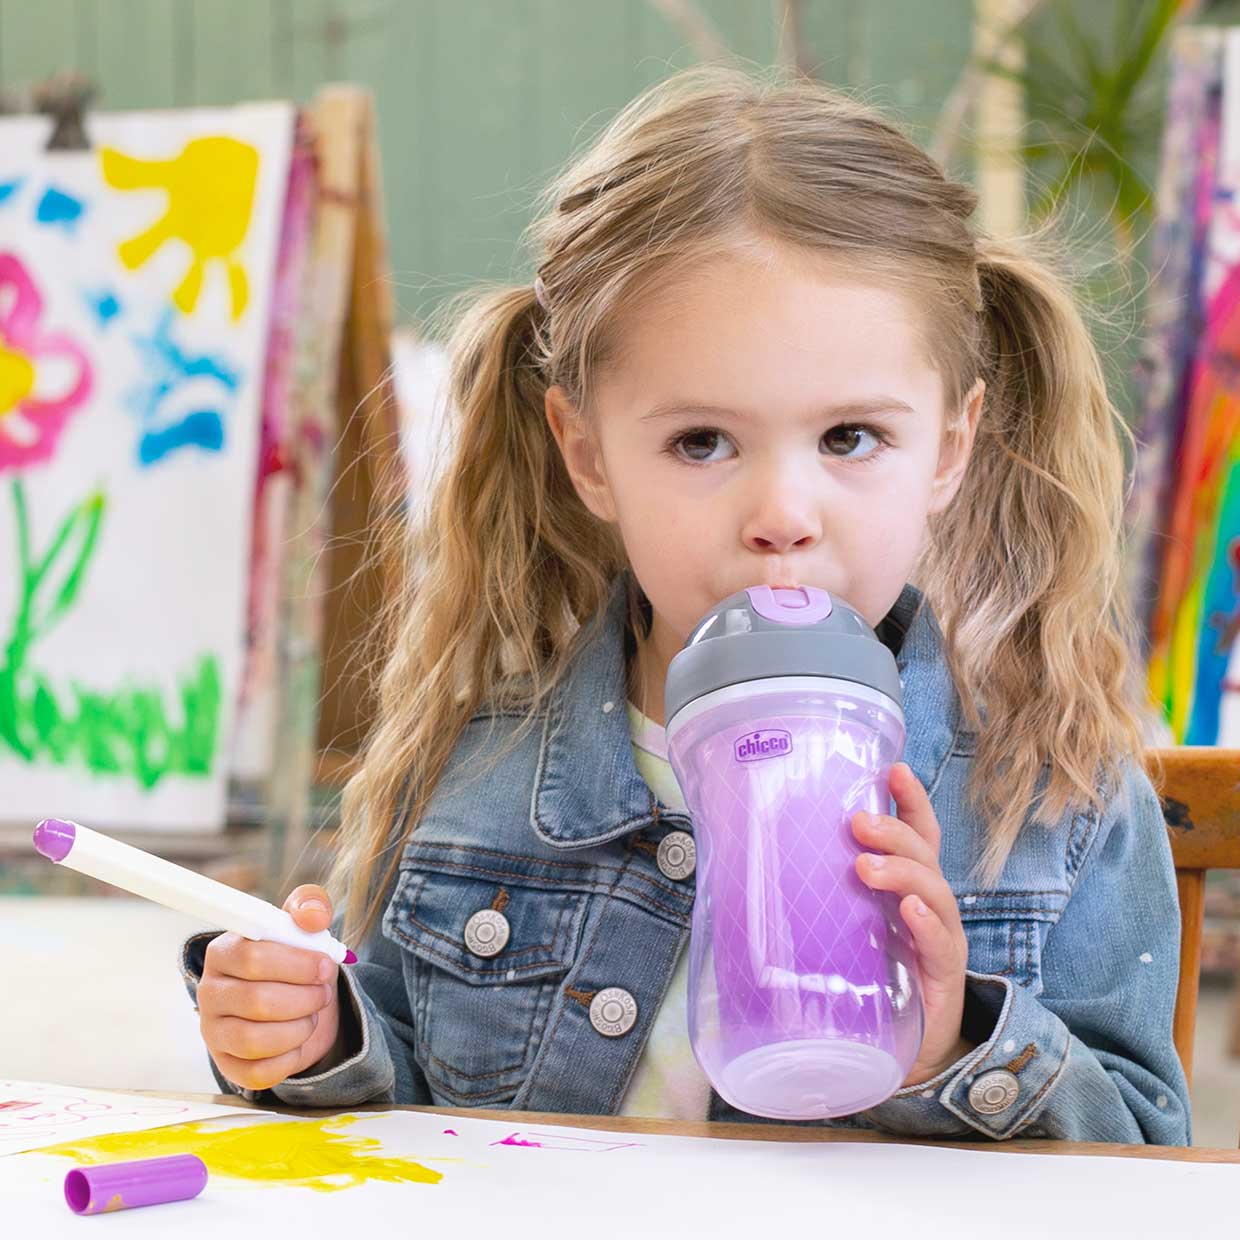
[33,818,76,863]
[63,1154,207,1215]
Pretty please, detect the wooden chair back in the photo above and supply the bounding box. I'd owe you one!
[1148,748,1240,1095]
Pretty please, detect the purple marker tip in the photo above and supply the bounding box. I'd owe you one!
[33,818,76,863]
[343,949,358,964]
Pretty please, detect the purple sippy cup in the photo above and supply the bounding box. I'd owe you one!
[664,584,923,1120]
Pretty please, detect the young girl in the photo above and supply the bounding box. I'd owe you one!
[183,65,1190,1144]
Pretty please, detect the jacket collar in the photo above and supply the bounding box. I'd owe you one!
[531,570,962,850]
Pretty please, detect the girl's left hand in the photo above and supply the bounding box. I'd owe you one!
[852,761,974,1088]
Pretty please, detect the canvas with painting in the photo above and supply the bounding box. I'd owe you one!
[0,104,294,829]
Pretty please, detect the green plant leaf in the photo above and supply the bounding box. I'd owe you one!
[29,489,106,637]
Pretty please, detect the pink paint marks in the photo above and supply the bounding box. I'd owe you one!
[0,1100,36,1113]
[0,251,94,473]
[491,1129,641,1153]
[441,1129,458,1137]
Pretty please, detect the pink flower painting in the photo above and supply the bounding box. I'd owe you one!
[0,251,94,473]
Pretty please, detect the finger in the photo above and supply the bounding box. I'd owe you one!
[199,976,334,1023]
[888,762,941,854]
[855,853,962,934]
[210,1046,310,1093]
[207,932,335,986]
[206,1013,319,1061]
[283,884,334,933]
[898,893,968,985]
[851,810,938,871]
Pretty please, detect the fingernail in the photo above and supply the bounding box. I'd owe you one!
[864,853,885,869]
[318,958,332,981]
[322,983,334,1006]
[914,898,929,916]
[311,1011,319,1027]
[854,812,870,829]
[300,899,328,914]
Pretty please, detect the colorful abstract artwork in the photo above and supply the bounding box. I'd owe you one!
[0,105,294,828]
[1133,28,1240,744]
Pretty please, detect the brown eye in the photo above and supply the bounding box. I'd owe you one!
[822,425,886,461]
[668,429,734,463]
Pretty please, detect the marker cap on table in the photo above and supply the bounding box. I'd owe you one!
[63,1154,208,1215]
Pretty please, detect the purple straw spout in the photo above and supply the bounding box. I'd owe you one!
[33,818,76,863]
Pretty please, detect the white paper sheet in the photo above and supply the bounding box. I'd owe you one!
[0,103,293,829]
[0,1103,1235,1237]
[0,1080,271,1155]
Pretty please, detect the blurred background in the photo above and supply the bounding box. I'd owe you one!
[2,0,1239,1146]
[0,0,1184,344]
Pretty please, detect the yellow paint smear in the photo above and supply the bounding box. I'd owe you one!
[40,1115,442,1193]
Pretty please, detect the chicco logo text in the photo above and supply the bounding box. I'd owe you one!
[733,729,793,763]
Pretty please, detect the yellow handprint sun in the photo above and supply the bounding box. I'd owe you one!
[100,136,260,321]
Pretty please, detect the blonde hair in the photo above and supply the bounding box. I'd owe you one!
[331,64,1150,941]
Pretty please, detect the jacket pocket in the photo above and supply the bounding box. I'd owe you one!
[383,867,586,1104]
[956,888,1067,995]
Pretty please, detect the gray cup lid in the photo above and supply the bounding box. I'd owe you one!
[664,585,903,725]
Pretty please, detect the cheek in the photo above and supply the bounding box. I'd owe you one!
[855,496,930,571]
[614,498,711,569]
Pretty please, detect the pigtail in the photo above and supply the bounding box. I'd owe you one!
[332,285,625,942]
[919,239,1148,884]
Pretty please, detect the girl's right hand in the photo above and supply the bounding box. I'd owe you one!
[197,884,343,1092]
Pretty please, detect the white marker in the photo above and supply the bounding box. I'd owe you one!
[32,818,356,965]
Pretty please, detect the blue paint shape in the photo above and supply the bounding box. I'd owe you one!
[35,186,85,231]
[84,288,123,329]
[139,410,225,465]
[0,179,22,206]
[125,308,241,467]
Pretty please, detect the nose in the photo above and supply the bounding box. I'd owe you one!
[740,475,822,557]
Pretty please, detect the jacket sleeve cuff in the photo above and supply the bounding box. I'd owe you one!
[861,970,1068,1140]
[267,964,396,1107]
[178,929,396,1110]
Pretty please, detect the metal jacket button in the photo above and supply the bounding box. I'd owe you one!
[968,1069,1020,1115]
[589,987,638,1037]
[657,831,696,881]
[464,909,510,958]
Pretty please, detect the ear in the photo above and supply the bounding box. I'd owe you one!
[928,377,985,516]
[544,385,618,523]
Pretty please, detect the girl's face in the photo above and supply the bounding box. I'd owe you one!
[546,243,983,708]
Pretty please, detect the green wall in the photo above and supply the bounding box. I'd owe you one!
[0,1,973,329]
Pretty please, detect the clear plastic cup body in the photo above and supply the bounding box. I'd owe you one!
[666,676,923,1120]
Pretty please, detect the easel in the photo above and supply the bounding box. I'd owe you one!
[263,83,404,899]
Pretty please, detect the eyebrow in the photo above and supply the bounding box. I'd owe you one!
[640,397,917,423]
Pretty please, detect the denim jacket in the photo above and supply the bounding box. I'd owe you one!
[180,572,1191,1144]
